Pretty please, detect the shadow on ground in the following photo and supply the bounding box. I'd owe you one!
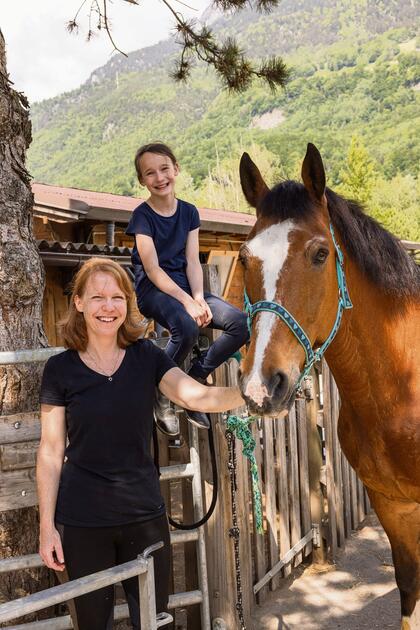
[252,513,401,630]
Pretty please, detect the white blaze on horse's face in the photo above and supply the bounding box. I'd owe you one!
[243,220,296,405]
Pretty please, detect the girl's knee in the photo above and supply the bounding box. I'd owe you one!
[182,319,200,347]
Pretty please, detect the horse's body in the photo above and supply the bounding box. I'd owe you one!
[238,144,420,629]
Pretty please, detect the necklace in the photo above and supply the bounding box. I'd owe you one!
[85,347,121,382]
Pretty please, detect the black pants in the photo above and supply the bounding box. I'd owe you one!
[56,513,171,630]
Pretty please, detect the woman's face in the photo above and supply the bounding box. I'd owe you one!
[74,271,127,342]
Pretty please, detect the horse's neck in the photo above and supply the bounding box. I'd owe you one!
[325,261,419,415]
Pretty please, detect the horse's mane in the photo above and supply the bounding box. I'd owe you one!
[260,181,420,298]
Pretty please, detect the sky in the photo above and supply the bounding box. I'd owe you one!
[1,0,208,103]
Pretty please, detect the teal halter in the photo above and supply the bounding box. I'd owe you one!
[244,223,353,392]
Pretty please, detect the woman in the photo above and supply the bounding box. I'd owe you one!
[37,257,243,630]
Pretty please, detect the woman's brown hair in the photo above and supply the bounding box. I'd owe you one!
[60,258,143,351]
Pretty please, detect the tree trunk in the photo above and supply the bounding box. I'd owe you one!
[0,28,50,618]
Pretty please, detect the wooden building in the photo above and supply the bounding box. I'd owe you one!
[32,183,255,345]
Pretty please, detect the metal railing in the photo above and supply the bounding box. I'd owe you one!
[0,542,173,629]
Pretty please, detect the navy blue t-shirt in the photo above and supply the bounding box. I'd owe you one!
[40,340,176,527]
[125,199,200,302]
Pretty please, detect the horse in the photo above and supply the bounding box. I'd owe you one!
[238,143,420,629]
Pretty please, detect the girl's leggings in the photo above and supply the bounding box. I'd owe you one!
[56,513,170,630]
[139,289,249,379]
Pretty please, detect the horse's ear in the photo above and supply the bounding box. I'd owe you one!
[301,143,326,202]
[240,152,270,214]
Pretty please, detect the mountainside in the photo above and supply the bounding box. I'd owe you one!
[28,0,419,207]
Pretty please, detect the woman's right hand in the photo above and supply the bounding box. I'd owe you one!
[39,525,65,571]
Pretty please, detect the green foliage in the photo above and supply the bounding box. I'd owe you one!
[368,174,420,241]
[336,136,377,205]
[28,0,420,241]
[198,143,280,212]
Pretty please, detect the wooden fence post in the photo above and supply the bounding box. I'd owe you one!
[200,264,253,629]
[305,371,327,563]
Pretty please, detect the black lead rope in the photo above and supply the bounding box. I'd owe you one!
[153,421,219,530]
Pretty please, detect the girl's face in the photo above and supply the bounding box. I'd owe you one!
[74,272,127,342]
[138,152,179,198]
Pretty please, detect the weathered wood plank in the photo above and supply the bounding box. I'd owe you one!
[349,467,358,530]
[357,478,366,524]
[0,442,38,471]
[0,412,40,445]
[341,453,352,537]
[287,405,302,567]
[180,418,200,630]
[304,371,327,562]
[226,359,253,622]
[202,365,249,627]
[0,468,38,511]
[364,487,371,515]
[262,418,279,590]
[252,418,268,603]
[296,399,312,557]
[275,415,291,577]
[321,361,338,556]
[329,374,345,547]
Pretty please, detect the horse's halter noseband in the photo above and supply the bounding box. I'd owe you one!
[244,223,353,392]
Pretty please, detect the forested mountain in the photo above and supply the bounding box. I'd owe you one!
[28,0,420,239]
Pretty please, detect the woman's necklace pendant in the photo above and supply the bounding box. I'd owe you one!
[108,376,113,382]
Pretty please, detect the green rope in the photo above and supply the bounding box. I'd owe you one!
[226,415,263,534]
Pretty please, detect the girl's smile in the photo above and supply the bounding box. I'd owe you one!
[138,152,179,200]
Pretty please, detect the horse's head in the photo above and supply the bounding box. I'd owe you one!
[239,143,343,416]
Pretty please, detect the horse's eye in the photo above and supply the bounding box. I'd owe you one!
[313,248,329,265]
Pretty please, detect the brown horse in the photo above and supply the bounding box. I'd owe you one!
[238,143,420,629]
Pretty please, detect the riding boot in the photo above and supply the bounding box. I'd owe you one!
[184,372,210,430]
[154,389,179,436]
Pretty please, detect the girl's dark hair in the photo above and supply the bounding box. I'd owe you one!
[134,142,178,180]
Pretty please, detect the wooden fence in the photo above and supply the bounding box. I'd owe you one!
[159,357,371,629]
[0,265,372,630]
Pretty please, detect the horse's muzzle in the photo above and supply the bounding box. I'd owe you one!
[239,369,296,417]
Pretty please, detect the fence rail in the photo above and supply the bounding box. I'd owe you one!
[0,543,173,630]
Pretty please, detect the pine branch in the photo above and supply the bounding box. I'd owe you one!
[68,0,290,91]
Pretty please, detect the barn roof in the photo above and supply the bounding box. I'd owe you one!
[32,182,256,235]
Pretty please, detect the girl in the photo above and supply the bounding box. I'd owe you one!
[37,257,243,630]
[126,143,249,435]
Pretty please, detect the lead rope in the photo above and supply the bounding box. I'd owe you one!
[225,414,263,630]
[225,427,247,630]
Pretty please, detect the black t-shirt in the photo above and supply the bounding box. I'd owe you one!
[125,199,201,302]
[40,340,176,527]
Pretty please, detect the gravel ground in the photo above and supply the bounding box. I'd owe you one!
[252,513,401,630]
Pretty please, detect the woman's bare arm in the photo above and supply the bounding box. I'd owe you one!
[159,367,244,412]
[36,404,66,571]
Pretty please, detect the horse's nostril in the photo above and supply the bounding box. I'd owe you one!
[268,370,289,399]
